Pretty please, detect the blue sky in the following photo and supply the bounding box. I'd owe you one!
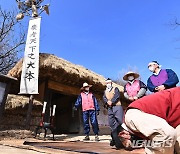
[1,0,180,85]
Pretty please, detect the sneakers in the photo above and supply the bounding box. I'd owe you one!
[83,135,90,141]
[95,135,100,141]
[110,139,115,146]
[83,135,100,141]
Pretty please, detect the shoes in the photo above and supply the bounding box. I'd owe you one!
[115,146,121,150]
[110,140,115,146]
[83,135,90,141]
[95,135,100,141]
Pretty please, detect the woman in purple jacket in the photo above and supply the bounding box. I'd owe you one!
[147,61,179,92]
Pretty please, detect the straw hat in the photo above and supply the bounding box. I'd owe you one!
[123,71,139,81]
[80,82,92,90]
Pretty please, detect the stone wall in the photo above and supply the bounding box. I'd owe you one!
[0,105,42,131]
[1,95,111,135]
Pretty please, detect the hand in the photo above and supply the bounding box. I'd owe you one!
[118,130,132,148]
[107,100,112,106]
[73,106,77,111]
[156,85,165,92]
[129,97,134,101]
[133,96,138,100]
[118,130,131,139]
[96,111,99,116]
[155,86,159,91]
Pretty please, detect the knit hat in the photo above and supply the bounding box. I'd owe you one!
[148,61,161,67]
[105,78,112,83]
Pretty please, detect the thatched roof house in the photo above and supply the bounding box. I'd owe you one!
[8,53,123,96]
[7,53,124,134]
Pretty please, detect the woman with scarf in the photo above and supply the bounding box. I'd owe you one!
[123,71,147,102]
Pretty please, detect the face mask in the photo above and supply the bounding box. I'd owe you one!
[149,66,155,72]
[84,87,89,92]
[106,83,112,89]
[128,76,134,81]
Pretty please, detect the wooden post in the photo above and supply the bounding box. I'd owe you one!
[0,82,9,122]
[25,94,34,129]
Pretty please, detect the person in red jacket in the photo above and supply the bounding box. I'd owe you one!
[118,87,180,154]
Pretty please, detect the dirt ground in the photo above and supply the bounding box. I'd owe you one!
[0,130,145,154]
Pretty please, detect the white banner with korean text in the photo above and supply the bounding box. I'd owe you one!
[20,17,41,94]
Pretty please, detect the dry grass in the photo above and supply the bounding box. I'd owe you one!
[6,94,42,109]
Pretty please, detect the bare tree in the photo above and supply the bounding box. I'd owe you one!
[173,17,180,26]
[0,7,25,75]
[115,66,140,86]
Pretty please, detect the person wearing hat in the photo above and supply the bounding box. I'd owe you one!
[118,87,180,154]
[73,82,100,141]
[147,61,179,92]
[123,71,147,102]
[103,78,124,149]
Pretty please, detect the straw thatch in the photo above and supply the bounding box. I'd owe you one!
[6,94,42,109]
[8,53,123,94]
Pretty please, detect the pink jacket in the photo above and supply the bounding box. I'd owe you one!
[81,92,95,111]
[125,80,140,97]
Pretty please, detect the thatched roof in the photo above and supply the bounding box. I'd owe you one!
[0,74,17,82]
[6,94,42,109]
[8,53,123,94]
